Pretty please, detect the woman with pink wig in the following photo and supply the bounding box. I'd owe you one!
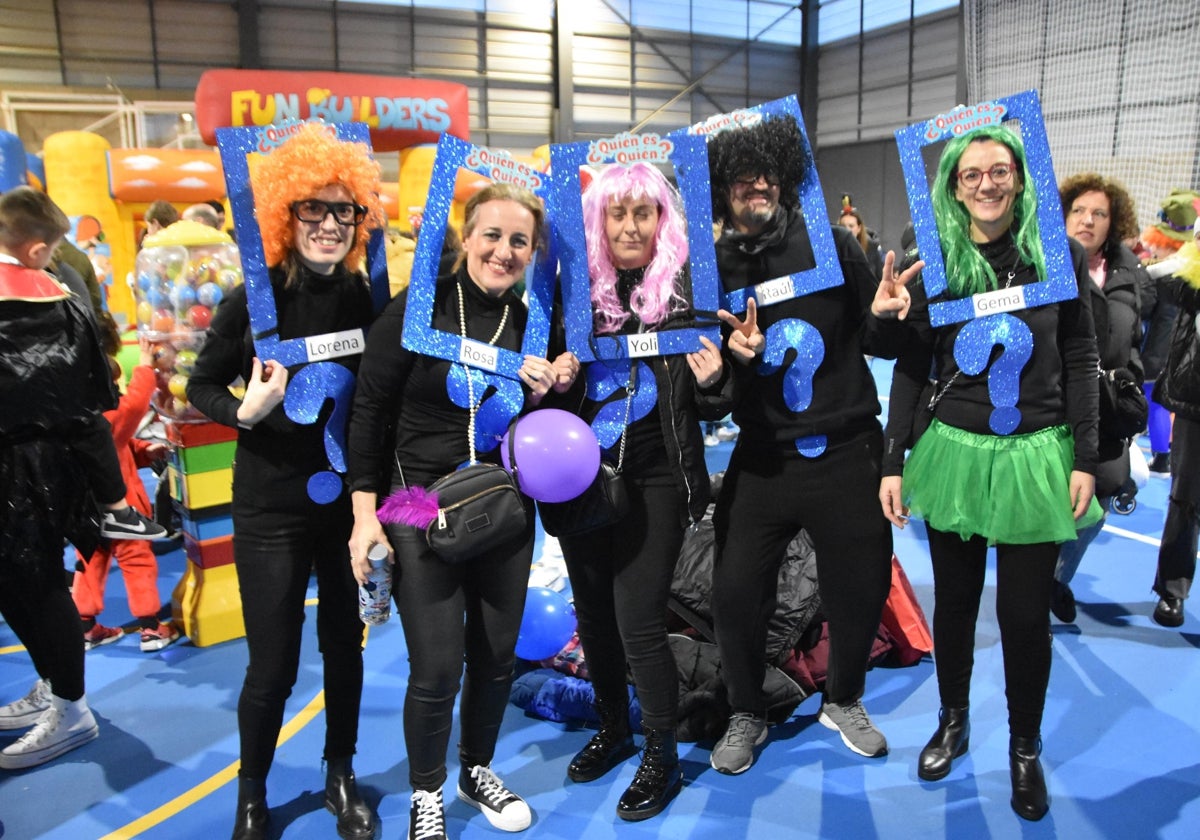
[559,162,728,821]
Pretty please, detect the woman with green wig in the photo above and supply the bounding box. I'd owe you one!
[877,124,1101,821]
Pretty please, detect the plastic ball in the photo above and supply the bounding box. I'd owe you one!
[170,282,197,310]
[151,310,175,333]
[501,408,601,503]
[151,343,176,373]
[137,272,154,292]
[197,281,223,307]
[147,287,170,309]
[168,373,189,401]
[175,348,198,375]
[135,301,154,328]
[186,304,212,330]
[218,268,241,292]
[515,587,576,661]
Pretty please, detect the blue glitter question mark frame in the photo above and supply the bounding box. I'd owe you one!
[215,120,391,503]
[894,89,1075,328]
[400,133,553,377]
[547,132,721,363]
[669,95,843,317]
[215,120,391,363]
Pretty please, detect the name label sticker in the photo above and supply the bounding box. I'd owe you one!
[755,275,798,305]
[626,333,661,358]
[305,328,365,361]
[459,339,501,371]
[972,286,1027,318]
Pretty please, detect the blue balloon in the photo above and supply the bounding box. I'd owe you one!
[515,587,576,661]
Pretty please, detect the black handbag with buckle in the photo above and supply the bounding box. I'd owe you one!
[424,462,527,563]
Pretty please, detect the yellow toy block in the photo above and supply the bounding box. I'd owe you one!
[171,560,246,647]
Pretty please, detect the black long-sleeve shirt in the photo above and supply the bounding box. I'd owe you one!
[187,264,375,512]
[882,234,1099,476]
[346,267,530,494]
[715,207,901,450]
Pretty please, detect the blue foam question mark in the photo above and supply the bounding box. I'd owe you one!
[584,359,657,449]
[760,318,827,457]
[283,362,356,504]
[446,366,525,453]
[952,312,1034,435]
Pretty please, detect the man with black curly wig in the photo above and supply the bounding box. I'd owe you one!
[705,112,919,775]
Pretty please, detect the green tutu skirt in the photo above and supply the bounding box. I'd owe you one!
[904,419,1103,546]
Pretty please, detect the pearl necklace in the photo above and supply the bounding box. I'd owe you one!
[456,281,509,463]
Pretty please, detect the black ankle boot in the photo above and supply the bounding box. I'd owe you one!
[567,697,636,782]
[1009,735,1048,821]
[230,775,268,840]
[918,706,970,781]
[616,727,683,822]
[325,757,378,840]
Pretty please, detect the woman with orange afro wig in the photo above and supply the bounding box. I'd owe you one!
[187,121,382,840]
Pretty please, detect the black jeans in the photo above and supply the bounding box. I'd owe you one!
[232,497,364,779]
[386,507,534,791]
[712,430,893,713]
[926,526,1057,738]
[561,481,684,729]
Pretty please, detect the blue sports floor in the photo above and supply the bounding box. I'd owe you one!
[2,357,1198,839]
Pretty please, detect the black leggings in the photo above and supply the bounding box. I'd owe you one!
[386,509,534,791]
[561,481,684,729]
[712,430,893,713]
[926,526,1057,738]
[232,498,365,780]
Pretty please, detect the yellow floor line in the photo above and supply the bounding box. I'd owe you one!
[93,594,336,839]
[98,688,328,840]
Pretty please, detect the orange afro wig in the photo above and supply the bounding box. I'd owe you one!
[249,122,384,269]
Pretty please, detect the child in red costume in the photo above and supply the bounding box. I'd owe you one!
[72,320,181,652]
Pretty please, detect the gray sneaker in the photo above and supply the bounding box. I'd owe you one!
[710,712,768,775]
[819,699,888,757]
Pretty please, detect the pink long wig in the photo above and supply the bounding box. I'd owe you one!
[582,163,689,334]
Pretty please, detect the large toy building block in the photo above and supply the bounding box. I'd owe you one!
[171,561,245,647]
[166,419,241,646]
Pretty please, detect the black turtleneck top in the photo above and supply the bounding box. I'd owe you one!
[882,233,1099,476]
[346,266,530,493]
[187,263,375,512]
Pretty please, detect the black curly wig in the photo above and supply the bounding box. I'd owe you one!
[706,113,812,223]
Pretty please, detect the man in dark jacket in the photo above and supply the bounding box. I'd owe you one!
[704,113,918,774]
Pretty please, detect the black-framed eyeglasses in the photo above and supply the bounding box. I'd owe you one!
[732,173,780,189]
[291,199,367,226]
[956,164,1015,190]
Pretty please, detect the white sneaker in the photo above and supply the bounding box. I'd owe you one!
[0,679,52,730]
[0,694,98,769]
[457,764,532,831]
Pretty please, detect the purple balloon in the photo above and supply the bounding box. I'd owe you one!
[502,408,601,503]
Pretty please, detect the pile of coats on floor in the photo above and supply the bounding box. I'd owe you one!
[511,474,932,741]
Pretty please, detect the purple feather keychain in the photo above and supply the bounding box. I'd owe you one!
[377,486,440,529]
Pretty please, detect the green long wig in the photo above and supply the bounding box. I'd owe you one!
[931,124,1047,297]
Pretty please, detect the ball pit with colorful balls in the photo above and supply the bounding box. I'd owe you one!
[134,220,242,421]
